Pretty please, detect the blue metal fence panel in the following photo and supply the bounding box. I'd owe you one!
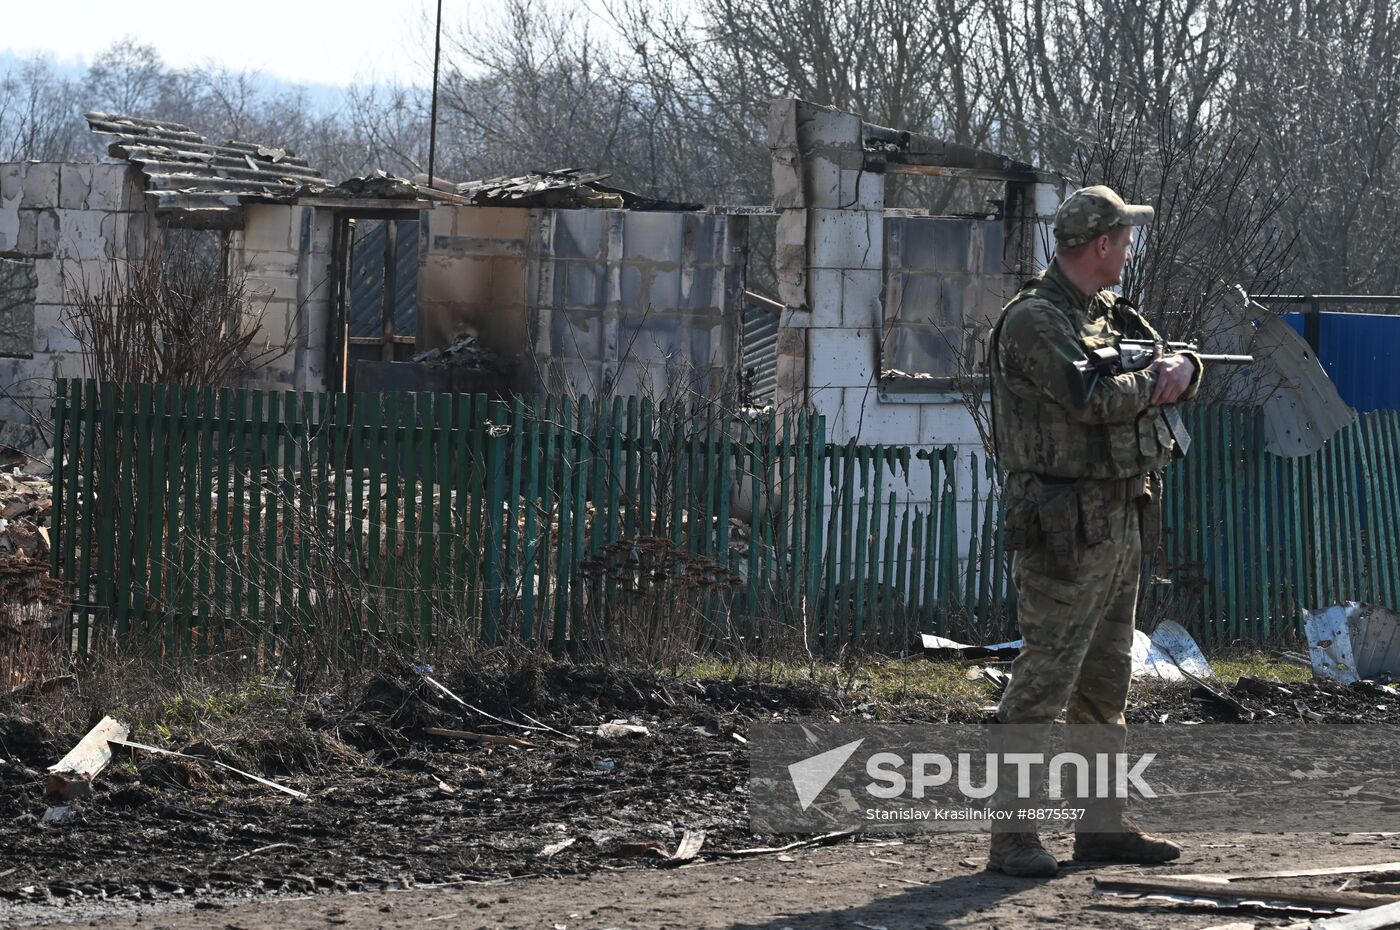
[1284,311,1400,412]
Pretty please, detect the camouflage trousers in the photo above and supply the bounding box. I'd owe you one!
[997,493,1143,745]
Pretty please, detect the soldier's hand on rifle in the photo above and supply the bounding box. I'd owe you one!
[1148,354,1195,405]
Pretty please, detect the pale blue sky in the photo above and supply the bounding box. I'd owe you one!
[2,0,459,87]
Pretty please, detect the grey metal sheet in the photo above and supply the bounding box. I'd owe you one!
[86,111,328,213]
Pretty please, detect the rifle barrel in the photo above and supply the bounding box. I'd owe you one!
[1197,354,1254,364]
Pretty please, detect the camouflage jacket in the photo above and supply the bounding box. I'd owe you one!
[988,260,1202,480]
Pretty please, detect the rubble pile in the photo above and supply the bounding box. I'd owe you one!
[0,470,63,690]
[0,471,53,561]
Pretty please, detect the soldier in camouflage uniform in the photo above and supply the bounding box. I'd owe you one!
[984,186,1202,878]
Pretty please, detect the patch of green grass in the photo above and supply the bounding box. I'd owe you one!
[678,646,1317,708]
[1207,650,1313,684]
[675,655,999,710]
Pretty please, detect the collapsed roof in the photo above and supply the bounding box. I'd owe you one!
[457,169,701,211]
[86,112,328,223]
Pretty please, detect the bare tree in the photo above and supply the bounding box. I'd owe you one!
[0,56,87,161]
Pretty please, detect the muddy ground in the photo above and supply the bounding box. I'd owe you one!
[2,658,1398,929]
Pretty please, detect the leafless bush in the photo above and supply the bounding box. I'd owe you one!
[63,238,288,387]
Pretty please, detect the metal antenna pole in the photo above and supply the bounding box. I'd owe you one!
[428,0,444,189]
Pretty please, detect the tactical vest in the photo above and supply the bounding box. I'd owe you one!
[989,279,1176,480]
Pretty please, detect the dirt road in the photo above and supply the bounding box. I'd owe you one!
[10,830,1400,929]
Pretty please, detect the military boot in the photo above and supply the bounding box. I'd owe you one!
[987,831,1059,877]
[1073,815,1180,864]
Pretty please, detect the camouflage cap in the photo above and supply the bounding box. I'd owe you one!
[1053,185,1154,248]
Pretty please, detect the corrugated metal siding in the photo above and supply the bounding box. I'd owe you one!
[349,219,419,339]
[1284,311,1400,412]
[742,301,778,404]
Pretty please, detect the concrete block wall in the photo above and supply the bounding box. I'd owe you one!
[882,216,1021,377]
[231,203,335,393]
[767,99,1066,599]
[417,205,743,400]
[0,163,338,442]
[418,206,531,389]
[529,209,742,402]
[0,161,153,439]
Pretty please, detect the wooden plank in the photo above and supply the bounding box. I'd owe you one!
[1174,861,1400,883]
[552,396,574,656]
[75,380,98,654]
[364,393,385,638]
[50,379,67,580]
[638,398,653,538]
[400,393,422,639]
[114,384,137,643]
[448,393,469,628]
[416,392,439,643]
[624,396,639,541]
[520,408,541,640]
[45,716,130,800]
[482,400,508,643]
[1093,875,1400,911]
[1312,899,1400,929]
[569,401,590,650]
[331,392,353,642]
[278,391,298,641]
[880,490,897,649]
[381,392,401,639]
[535,396,558,644]
[789,412,808,614]
[213,388,233,646]
[804,415,825,650]
[175,387,199,653]
[94,383,118,647]
[243,389,263,633]
[853,447,872,645]
[867,448,887,643]
[964,450,980,618]
[196,386,216,651]
[309,392,331,637]
[110,737,306,799]
[503,396,525,634]
[423,727,536,748]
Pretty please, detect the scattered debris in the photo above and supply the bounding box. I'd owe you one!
[457,169,701,211]
[1307,604,1400,685]
[1173,862,1400,883]
[420,673,574,741]
[539,838,576,858]
[1307,900,1400,928]
[1093,874,1400,914]
[919,634,1020,661]
[229,842,297,863]
[596,722,650,740]
[1135,620,1215,680]
[423,727,536,748]
[40,805,74,824]
[711,829,857,858]
[662,829,706,866]
[45,715,129,801]
[109,738,307,799]
[923,620,1213,682]
[1275,650,1315,669]
[1179,667,1256,721]
[0,470,53,558]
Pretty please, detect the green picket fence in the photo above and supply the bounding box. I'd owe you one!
[51,380,1399,658]
[49,380,997,660]
[1155,406,1400,646]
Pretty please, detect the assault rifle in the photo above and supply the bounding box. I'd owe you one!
[1071,339,1255,456]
